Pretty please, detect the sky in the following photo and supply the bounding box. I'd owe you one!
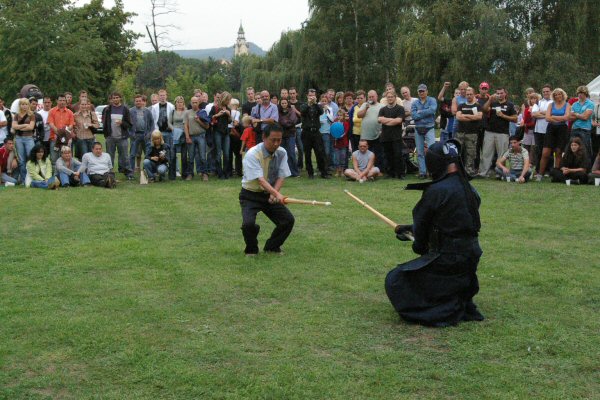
[78,0,311,52]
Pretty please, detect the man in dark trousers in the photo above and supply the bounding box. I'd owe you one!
[239,124,295,256]
[300,89,329,179]
[386,139,484,327]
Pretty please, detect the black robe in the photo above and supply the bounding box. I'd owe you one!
[385,173,483,327]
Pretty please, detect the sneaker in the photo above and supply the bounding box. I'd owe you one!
[127,175,134,181]
[176,171,181,177]
[535,174,543,182]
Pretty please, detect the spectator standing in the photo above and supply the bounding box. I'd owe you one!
[251,91,279,145]
[48,93,75,164]
[172,96,188,179]
[0,97,10,143]
[538,88,571,179]
[242,87,257,117]
[184,96,210,181]
[240,115,257,155]
[455,87,483,178]
[37,97,52,155]
[210,91,233,179]
[278,98,299,177]
[351,90,366,153]
[532,84,553,173]
[299,89,328,179]
[102,92,133,180]
[319,93,335,170]
[73,99,99,159]
[569,85,594,160]
[437,82,454,142]
[357,90,384,171]
[411,84,437,178]
[400,86,417,125]
[228,98,242,177]
[378,91,406,179]
[13,98,36,181]
[521,93,538,166]
[479,88,517,177]
[128,94,154,176]
[288,87,304,170]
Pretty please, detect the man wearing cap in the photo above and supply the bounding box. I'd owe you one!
[411,84,437,178]
[239,124,295,256]
[385,140,484,327]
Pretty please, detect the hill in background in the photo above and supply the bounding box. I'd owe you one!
[174,42,266,60]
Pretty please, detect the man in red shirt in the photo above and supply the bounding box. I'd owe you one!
[48,93,74,164]
[0,137,19,184]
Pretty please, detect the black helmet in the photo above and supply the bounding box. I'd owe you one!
[425,139,462,181]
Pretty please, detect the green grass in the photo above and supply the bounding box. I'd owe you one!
[1,176,599,399]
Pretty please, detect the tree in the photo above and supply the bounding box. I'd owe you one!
[145,0,180,87]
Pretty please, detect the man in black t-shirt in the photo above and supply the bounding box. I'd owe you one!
[456,87,483,177]
[378,91,405,179]
[479,88,517,177]
[288,87,304,170]
[300,89,328,179]
[241,87,257,117]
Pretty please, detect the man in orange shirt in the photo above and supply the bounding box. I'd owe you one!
[48,93,74,164]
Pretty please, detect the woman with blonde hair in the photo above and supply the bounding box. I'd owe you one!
[209,91,232,179]
[228,98,242,176]
[172,95,188,179]
[12,98,36,182]
[144,130,169,182]
[538,88,571,178]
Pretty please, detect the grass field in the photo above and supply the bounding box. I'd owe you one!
[1,175,599,399]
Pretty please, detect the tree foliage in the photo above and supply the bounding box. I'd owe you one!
[0,0,138,103]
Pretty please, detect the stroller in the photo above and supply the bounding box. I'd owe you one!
[402,123,419,174]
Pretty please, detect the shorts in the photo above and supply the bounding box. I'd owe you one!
[544,124,568,150]
[522,129,535,146]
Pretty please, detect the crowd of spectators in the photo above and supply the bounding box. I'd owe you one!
[1,82,599,189]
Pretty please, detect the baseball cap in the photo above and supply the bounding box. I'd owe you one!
[417,84,427,91]
[479,82,490,89]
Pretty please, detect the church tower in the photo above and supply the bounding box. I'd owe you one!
[234,21,249,57]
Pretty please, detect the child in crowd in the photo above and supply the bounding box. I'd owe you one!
[333,109,349,177]
[495,135,531,183]
[549,136,589,184]
[240,115,256,155]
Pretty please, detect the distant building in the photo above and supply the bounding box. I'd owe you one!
[234,22,249,57]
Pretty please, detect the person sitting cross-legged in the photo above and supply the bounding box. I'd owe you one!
[55,145,90,187]
[494,135,532,183]
[549,136,590,184]
[344,139,380,182]
[26,143,59,189]
[143,130,170,182]
[78,142,116,188]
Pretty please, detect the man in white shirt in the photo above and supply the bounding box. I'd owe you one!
[532,84,553,176]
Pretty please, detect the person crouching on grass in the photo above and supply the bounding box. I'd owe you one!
[495,135,532,183]
[239,124,294,256]
[144,130,170,182]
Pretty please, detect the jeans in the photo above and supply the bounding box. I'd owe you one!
[59,171,90,186]
[49,140,59,166]
[494,167,531,181]
[160,131,176,179]
[187,134,208,175]
[30,176,56,189]
[333,147,348,169]
[282,136,299,176]
[129,134,147,172]
[15,136,35,182]
[143,159,168,180]
[214,129,230,178]
[295,127,304,169]
[570,128,593,161]
[75,138,95,159]
[414,127,436,175]
[440,117,455,142]
[1,172,18,184]
[321,132,334,168]
[105,136,132,176]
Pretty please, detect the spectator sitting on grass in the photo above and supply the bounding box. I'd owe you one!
[344,139,380,182]
[26,143,59,189]
[0,137,19,184]
[78,142,116,188]
[588,148,600,184]
[549,136,589,184]
[55,146,90,187]
[495,135,531,183]
[144,130,169,182]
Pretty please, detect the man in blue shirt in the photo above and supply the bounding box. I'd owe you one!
[569,85,595,160]
[239,124,294,256]
[411,84,438,178]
